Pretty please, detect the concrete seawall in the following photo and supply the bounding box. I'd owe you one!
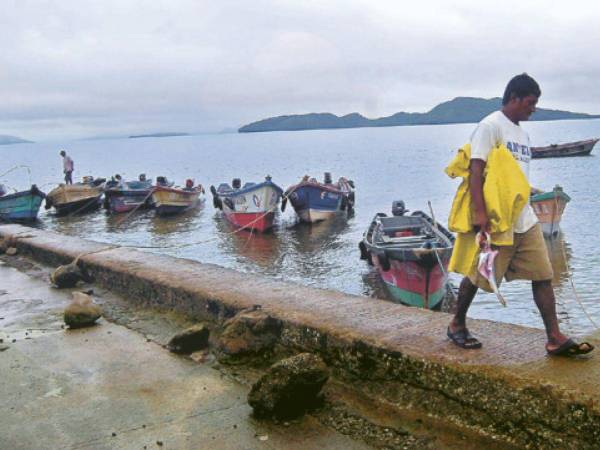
[2,224,599,449]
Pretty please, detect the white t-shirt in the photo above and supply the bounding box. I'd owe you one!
[470,110,538,233]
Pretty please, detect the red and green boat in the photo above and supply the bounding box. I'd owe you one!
[359,202,454,309]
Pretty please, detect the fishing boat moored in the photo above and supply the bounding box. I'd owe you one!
[210,176,283,232]
[282,173,355,223]
[103,174,154,214]
[359,201,454,309]
[152,178,205,216]
[0,184,46,222]
[531,185,571,237]
[531,138,598,159]
[45,177,106,216]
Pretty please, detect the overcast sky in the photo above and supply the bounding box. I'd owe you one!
[2,0,600,141]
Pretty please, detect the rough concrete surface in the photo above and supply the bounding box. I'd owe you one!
[0,261,369,450]
[2,225,600,448]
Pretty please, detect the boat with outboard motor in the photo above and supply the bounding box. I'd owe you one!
[282,173,355,223]
[152,177,205,216]
[531,185,570,237]
[45,176,106,216]
[210,176,283,232]
[0,184,46,221]
[359,201,454,309]
[103,174,154,214]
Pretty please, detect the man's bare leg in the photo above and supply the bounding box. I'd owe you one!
[449,276,478,333]
[532,280,569,351]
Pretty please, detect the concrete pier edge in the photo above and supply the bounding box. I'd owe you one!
[2,224,599,449]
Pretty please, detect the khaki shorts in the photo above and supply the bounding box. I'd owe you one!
[469,223,553,292]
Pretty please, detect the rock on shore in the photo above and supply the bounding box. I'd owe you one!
[248,353,329,419]
[167,324,210,354]
[216,308,282,363]
[64,292,102,328]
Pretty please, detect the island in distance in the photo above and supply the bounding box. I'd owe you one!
[0,135,33,145]
[239,97,600,133]
[129,132,190,139]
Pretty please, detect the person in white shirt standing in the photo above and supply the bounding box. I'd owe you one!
[447,74,593,357]
[60,150,74,185]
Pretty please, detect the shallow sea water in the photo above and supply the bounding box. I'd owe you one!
[2,118,600,336]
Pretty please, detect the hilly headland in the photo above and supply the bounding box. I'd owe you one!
[239,97,600,133]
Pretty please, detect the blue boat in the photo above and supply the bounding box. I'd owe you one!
[0,185,46,221]
[282,173,355,223]
[103,175,154,214]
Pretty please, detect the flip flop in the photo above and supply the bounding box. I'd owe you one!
[547,338,595,357]
[447,327,482,349]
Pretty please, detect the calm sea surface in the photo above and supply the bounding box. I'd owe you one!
[3,119,600,336]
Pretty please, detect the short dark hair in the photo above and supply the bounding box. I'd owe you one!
[502,73,541,105]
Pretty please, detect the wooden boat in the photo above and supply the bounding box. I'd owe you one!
[359,202,454,309]
[531,138,598,159]
[282,173,355,223]
[103,175,153,214]
[0,185,46,221]
[152,178,205,216]
[210,176,283,232]
[531,186,570,237]
[45,177,106,215]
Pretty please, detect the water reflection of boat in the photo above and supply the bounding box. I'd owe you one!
[287,215,350,254]
[545,236,572,285]
[148,208,202,236]
[531,186,570,238]
[214,216,282,267]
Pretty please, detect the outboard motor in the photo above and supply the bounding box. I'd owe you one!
[156,176,168,186]
[324,172,332,184]
[392,200,407,216]
[232,178,241,189]
[139,173,147,182]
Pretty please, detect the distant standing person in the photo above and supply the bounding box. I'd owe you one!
[60,150,74,184]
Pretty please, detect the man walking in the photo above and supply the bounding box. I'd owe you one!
[60,150,74,185]
[447,73,593,357]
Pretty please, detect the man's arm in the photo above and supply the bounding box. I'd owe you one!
[469,158,489,232]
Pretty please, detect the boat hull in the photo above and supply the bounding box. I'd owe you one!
[223,211,275,232]
[46,184,105,216]
[0,188,45,222]
[531,188,570,237]
[531,138,598,159]
[105,190,152,214]
[373,256,447,309]
[152,187,203,216]
[288,184,347,223]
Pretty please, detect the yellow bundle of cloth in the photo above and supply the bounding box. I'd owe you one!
[445,143,530,275]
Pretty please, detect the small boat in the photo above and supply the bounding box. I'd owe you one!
[359,201,454,309]
[531,138,598,159]
[282,173,355,223]
[531,185,571,237]
[103,174,154,214]
[0,184,46,221]
[45,176,106,216]
[210,176,283,232]
[152,178,205,216]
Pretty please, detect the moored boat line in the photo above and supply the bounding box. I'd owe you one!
[210,176,283,232]
[282,173,355,223]
[0,184,46,221]
[359,201,454,309]
[103,174,154,214]
[45,176,106,216]
[531,185,571,237]
[152,178,205,216]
